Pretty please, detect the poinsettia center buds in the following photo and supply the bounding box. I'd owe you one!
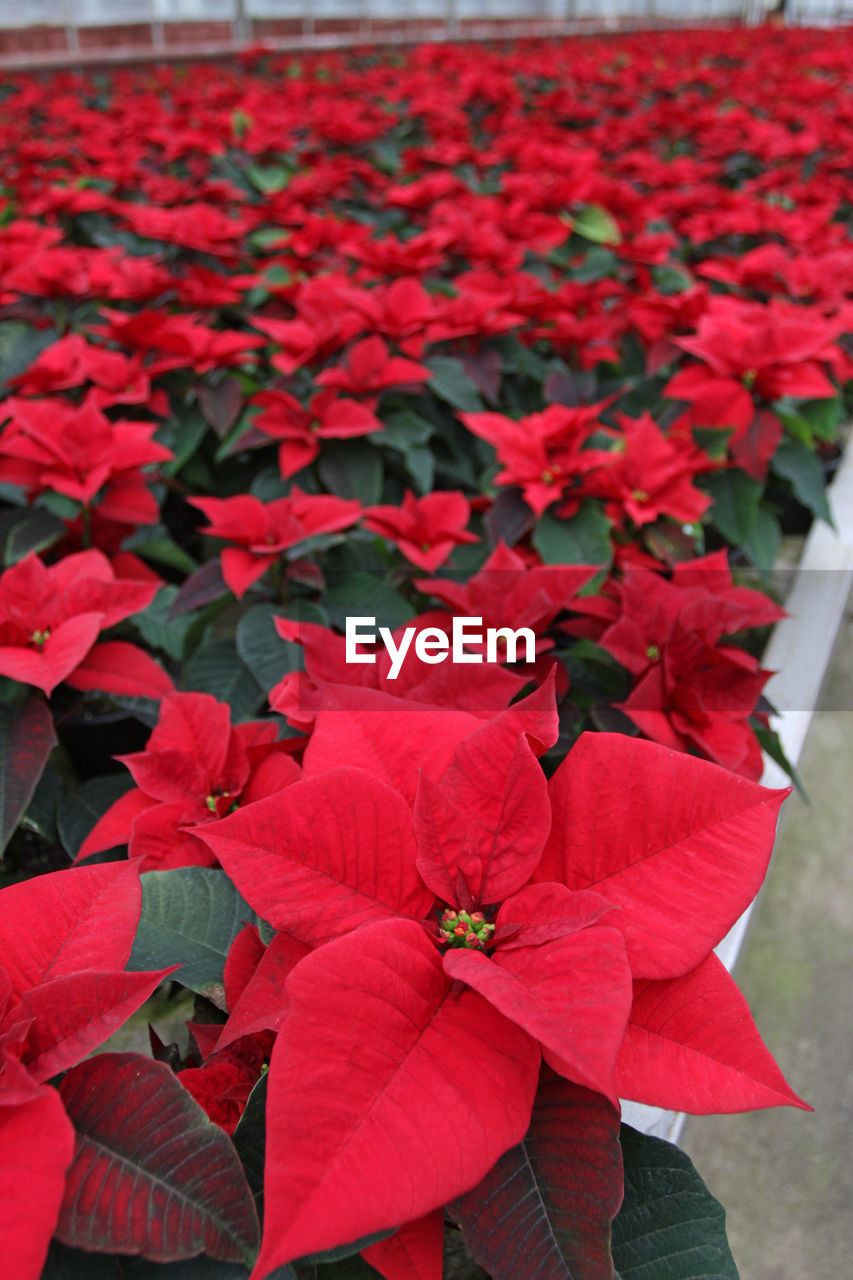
[631,489,649,503]
[541,465,562,485]
[645,644,660,660]
[438,907,496,951]
[309,419,321,433]
[205,790,239,816]
[743,368,758,389]
[29,628,51,649]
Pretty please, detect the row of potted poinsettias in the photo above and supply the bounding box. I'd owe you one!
[1,22,850,1280]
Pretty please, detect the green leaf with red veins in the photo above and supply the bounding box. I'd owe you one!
[198,769,434,946]
[57,1053,260,1265]
[538,733,788,980]
[252,918,540,1277]
[615,953,810,1114]
[0,1089,75,1280]
[450,1071,622,1280]
[443,925,632,1107]
[0,694,56,856]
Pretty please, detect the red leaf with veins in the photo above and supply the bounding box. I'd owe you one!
[361,1210,444,1280]
[252,918,540,1276]
[197,769,434,945]
[443,924,631,1106]
[616,954,810,1114]
[450,1071,622,1280]
[538,733,787,979]
[65,640,175,699]
[20,967,174,1082]
[0,1088,76,1280]
[0,862,142,994]
[215,930,310,1053]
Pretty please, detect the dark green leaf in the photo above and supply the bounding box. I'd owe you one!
[323,573,415,633]
[133,587,196,663]
[2,508,65,566]
[0,695,56,855]
[532,503,613,567]
[741,506,782,577]
[612,1125,740,1280]
[182,639,264,721]
[124,525,197,575]
[233,1071,267,1210]
[701,469,762,546]
[0,321,58,389]
[426,357,485,412]
[56,773,135,861]
[771,437,833,527]
[236,605,303,692]
[159,411,210,479]
[129,867,258,995]
[318,439,383,505]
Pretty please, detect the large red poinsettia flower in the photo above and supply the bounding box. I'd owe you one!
[198,701,803,1277]
[190,489,362,597]
[363,489,478,570]
[0,862,173,1280]
[77,691,301,870]
[665,296,842,477]
[460,402,613,516]
[577,411,714,528]
[0,550,173,698]
[250,386,382,478]
[596,551,785,778]
[0,393,172,526]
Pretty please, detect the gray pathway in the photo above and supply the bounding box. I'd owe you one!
[680,589,853,1280]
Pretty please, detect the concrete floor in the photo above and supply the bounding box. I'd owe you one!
[680,589,853,1280]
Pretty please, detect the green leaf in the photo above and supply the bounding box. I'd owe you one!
[318,438,383,504]
[532,503,613,567]
[323,573,415,634]
[247,163,292,194]
[2,507,65,566]
[0,321,58,388]
[129,867,259,995]
[0,695,56,855]
[771,437,834,527]
[236,605,303,692]
[56,773,136,861]
[233,1071,267,1210]
[182,638,264,721]
[612,1125,739,1280]
[741,506,782,578]
[373,411,436,493]
[701,469,762,547]
[159,410,210,479]
[133,587,196,663]
[426,356,486,412]
[571,204,622,245]
[124,525,197,575]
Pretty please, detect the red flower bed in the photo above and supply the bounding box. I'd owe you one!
[1,23,850,1280]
